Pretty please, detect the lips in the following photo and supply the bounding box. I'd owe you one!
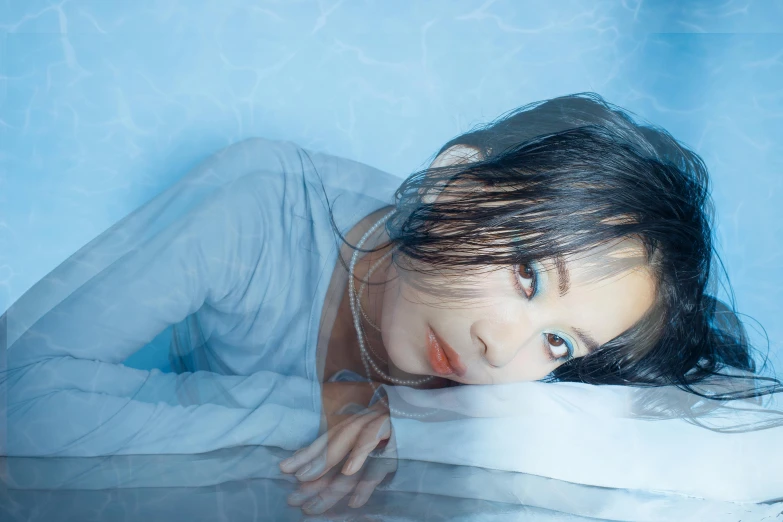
[426,326,467,377]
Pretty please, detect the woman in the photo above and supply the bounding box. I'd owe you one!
[3,93,779,513]
[278,93,782,513]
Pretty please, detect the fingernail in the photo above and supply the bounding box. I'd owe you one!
[288,491,307,506]
[303,497,324,513]
[280,458,298,472]
[287,490,308,504]
[296,460,325,481]
[281,451,303,468]
[348,494,360,508]
[343,458,355,474]
[294,463,312,479]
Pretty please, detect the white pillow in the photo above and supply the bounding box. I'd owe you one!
[382,380,783,503]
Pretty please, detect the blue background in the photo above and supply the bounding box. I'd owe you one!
[1,0,781,371]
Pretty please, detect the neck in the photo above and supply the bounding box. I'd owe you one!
[346,210,432,385]
[350,221,393,370]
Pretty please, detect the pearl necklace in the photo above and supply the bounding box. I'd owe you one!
[357,252,386,332]
[349,209,434,418]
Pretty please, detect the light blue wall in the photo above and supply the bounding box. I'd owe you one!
[2,0,781,370]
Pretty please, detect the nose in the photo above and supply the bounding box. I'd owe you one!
[472,312,536,368]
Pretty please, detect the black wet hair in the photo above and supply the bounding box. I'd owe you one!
[326,92,782,406]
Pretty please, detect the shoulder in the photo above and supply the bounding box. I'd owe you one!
[207,138,402,236]
[430,144,483,169]
[421,144,483,204]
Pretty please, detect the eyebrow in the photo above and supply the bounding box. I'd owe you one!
[573,327,600,354]
[555,256,570,297]
[554,256,599,354]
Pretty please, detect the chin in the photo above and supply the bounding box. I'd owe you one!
[392,354,429,377]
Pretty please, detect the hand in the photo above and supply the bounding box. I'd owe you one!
[279,396,395,514]
[283,444,397,514]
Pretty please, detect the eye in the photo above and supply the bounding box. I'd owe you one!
[513,261,538,299]
[544,333,573,362]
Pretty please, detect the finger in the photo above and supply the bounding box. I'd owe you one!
[280,416,347,474]
[348,466,389,508]
[301,469,361,515]
[279,447,310,474]
[341,415,391,476]
[295,409,382,481]
[352,455,398,508]
[295,410,383,482]
[286,486,319,507]
[286,467,339,506]
[280,407,379,474]
[280,441,324,474]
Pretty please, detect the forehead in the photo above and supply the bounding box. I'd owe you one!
[563,240,649,281]
[551,240,656,346]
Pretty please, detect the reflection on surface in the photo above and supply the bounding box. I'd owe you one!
[2,445,780,522]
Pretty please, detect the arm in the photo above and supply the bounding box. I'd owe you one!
[1,138,321,457]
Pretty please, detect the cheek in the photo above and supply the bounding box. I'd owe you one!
[381,275,432,326]
[489,301,521,324]
[379,288,428,373]
[380,277,417,353]
[380,275,402,331]
[473,356,556,384]
[502,356,555,382]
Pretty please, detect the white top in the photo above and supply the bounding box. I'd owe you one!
[2,137,400,457]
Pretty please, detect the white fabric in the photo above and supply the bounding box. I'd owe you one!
[384,380,783,503]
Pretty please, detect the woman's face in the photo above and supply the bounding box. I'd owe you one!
[379,243,656,384]
[378,145,657,384]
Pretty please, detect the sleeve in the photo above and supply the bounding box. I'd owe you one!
[0,138,323,457]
